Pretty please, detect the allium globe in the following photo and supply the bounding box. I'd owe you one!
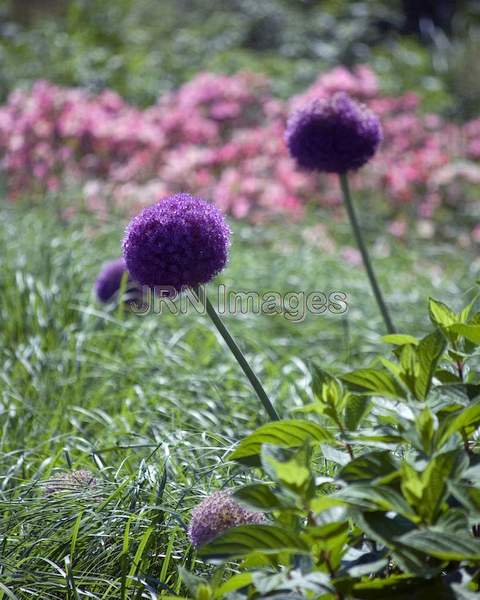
[122,193,230,290]
[44,470,97,495]
[188,490,265,547]
[94,257,130,303]
[285,92,382,174]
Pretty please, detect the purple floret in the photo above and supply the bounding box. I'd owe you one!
[94,257,129,303]
[285,92,382,174]
[188,490,265,547]
[122,193,231,290]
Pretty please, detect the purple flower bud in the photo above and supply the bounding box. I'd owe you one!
[122,193,231,290]
[94,257,130,303]
[285,92,382,174]
[188,490,265,547]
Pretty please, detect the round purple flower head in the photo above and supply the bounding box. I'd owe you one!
[122,193,230,290]
[188,490,265,547]
[94,257,130,303]
[285,92,382,174]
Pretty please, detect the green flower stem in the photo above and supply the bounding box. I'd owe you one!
[195,286,279,421]
[339,173,396,334]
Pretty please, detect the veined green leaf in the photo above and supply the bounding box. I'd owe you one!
[437,401,480,448]
[341,369,405,398]
[198,524,309,559]
[229,420,332,465]
[414,330,446,400]
[338,451,398,483]
[397,528,480,560]
[429,298,458,329]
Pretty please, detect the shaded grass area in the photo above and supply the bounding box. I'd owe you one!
[0,198,477,597]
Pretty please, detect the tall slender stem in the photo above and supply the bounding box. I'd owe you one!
[339,173,396,334]
[195,286,279,421]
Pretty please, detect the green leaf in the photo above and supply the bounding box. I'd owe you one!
[234,484,283,512]
[437,401,480,448]
[335,484,413,517]
[448,324,480,344]
[382,334,419,346]
[416,407,436,454]
[400,450,468,524]
[311,364,335,399]
[351,511,437,576]
[341,369,405,398]
[351,575,457,599]
[215,573,253,598]
[229,420,332,465]
[397,529,480,560]
[429,298,458,329]
[337,451,398,483]
[344,396,371,431]
[414,331,446,400]
[198,525,309,559]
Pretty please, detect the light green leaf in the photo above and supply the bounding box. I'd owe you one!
[341,369,405,398]
[414,331,446,400]
[215,573,253,597]
[437,401,480,448]
[229,420,332,465]
[448,324,480,344]
[382,334,419,346]
[429,298,458,329]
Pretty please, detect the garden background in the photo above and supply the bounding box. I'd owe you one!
[2,1,480,598]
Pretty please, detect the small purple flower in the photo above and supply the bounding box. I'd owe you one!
[94,257,130,303]
[188,490,265,547]
[122,193,230,290]
[285,92,382,174]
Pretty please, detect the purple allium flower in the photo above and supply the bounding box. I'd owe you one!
[188,491,265,547]
[44,470,97,495]
[122,193,230,290]
[285,92,382,174]
[94,257,130,303]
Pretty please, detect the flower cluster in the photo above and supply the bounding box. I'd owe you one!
[285,92,382,173]
[44,470,98,495]
[0,67,479,231]
[123,193,230,290]
[188,490,265,547]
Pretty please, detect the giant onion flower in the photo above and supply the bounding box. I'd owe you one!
[188,491,265,547]
[122,193,230,291]
[285,92,382,174]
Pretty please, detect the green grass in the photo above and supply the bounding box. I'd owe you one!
[0,197,477,597]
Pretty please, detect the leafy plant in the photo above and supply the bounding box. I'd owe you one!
[189,293,480,598]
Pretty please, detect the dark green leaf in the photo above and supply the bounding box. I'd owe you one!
[397,529,480,560]
[198,525,309,559]
[337,451,398,483]
[234,484,284,512]
[344,395,371,431]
